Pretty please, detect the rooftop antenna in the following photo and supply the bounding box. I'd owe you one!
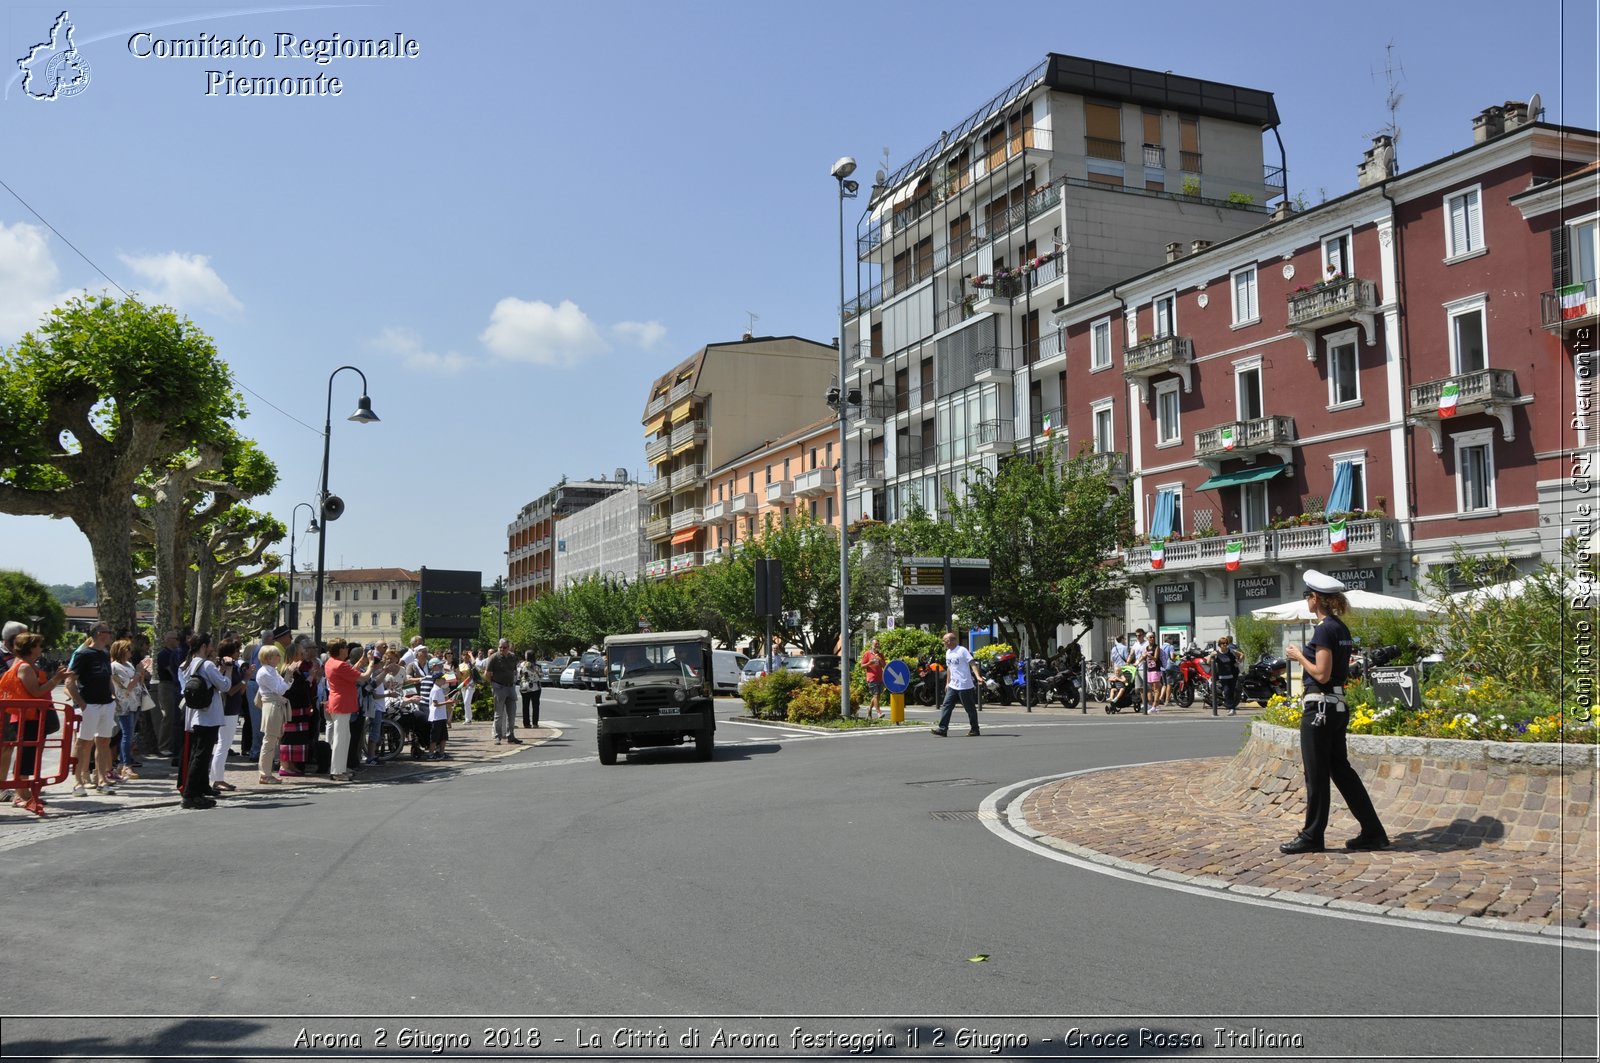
[743,310,758,339]
[1370,41,1405,175]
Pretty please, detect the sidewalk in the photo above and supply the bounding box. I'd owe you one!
[1,716,555,821]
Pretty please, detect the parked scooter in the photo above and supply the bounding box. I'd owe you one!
[1035,657,1080,708]
[1172,646,1214,707]
[911,654,945,707]
[981,650,1020,705]
[1237,653,1290,706]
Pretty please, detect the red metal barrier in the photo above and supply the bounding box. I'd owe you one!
[2,698,79,816]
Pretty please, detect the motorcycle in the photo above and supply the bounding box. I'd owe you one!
[981,650,1019,706]
[1036,657,1080,708]
[1172,646,1213,707]
[1238,653,1290,706]
[911,654,946,707]
[1350,644,1403,680]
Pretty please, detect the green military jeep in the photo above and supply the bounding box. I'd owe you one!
[595,629,716,765]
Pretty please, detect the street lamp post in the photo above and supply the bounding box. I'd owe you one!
[285,502,320,630]
[313,366,380,646]
[833,155,860,717]
[493,577,505,640]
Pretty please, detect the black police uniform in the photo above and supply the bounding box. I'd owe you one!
[1291,612,1386,850]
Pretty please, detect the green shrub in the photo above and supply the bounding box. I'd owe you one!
[874,628,943,664]
[1347,610,1435,665]
[1229,613,1277,663]
[787,681,842,723]
[973,642,1015,667]
[740,669,809,719]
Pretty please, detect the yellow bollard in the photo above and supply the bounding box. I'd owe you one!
[889,691,905,724]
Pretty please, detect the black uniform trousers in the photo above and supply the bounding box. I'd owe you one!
[521,686,541,728]
[183,724,219,800]
[1298,695,1384,842]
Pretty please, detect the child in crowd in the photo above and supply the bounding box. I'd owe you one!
[427,661,452,760]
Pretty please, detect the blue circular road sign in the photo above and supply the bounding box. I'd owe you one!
[883,659,912,694]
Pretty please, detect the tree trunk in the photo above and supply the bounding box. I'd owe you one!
[147,487,191,636]
[77,500,140,636]
[193,549,218,635]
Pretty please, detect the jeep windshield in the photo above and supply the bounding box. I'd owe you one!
[609,641,706,680]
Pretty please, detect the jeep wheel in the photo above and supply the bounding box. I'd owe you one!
[597,733,618,766]
[695,728,714,761]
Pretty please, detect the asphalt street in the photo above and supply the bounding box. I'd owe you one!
[2,686,1593,1061]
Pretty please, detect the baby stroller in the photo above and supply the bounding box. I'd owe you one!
[1105,664,1139,713]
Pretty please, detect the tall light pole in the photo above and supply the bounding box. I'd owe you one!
[313,365,380,646]
[833,155,860,717]
[286,502,319,630]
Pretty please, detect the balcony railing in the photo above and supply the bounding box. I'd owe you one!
[644,516,671,540]
[1541,280,1599,330]
[1126,532,1270,571]
[1194,415,1297,466]
[766,480,794,504]
[670,551,701,574]
[668,379,697,403]
[975,419,1014,452]
[1031,405,1064,436]
[793,467,836,497]
[974,345,1011,379]
[1286,277,1380,357]
[645,393,669,417]
[669,508,703,532]
[702,500,729,525]
[1274,518,1397,560]
[1123,335,1193,396]
[641,477,671,502]
[644,435,672,461]
[669,464,705,490]
[1180,150,1202,173]
[645,559,670,580]
[853,459,886,484]
[1032,329,1065,365]
[727,491,758,517]
[1080,450,1130,479]
[670,419,707,449]
[1143,143,1165,168]
[1406,367,1520,453]
[1086,136,1123,162]
[1264,163,1286,192]
[702,544,728,564]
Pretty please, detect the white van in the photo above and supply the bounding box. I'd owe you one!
[711,649,748,696]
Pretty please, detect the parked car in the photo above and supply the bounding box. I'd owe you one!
[737,657,770,695]
[543,656,571,686]
[559,661,584,688]
[579,650,607,689]
[783,655,842,684]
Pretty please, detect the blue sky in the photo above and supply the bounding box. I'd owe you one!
[2,0,1595,589]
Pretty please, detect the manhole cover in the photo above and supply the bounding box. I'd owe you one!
[908,778,992,788]
[929,810,980,821]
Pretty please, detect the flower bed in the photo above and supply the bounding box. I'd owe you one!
[1257,677,1596,744]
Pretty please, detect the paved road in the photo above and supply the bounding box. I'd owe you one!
[2,688,1592,1061]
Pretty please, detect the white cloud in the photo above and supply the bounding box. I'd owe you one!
[479,297,607,367]
[370,326,472,374]
[612,319,667,349]
[118,250,243,317]
[0,221,74,341]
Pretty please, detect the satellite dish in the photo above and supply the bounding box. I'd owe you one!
[1528,93,1543,121]
[321,494,345,521]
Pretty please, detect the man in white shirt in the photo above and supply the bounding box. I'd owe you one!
[931,631,984,737]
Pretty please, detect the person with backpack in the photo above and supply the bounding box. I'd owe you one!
[179,633,241,810]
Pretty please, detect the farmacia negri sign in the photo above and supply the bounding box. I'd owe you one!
[127,31,421,96]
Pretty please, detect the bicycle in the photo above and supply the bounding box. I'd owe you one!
[1084,661,1111,704]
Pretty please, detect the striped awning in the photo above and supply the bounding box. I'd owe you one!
[669,399,694,422]
[644,413,667,435]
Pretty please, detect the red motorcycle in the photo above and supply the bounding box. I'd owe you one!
[1173,647,1213,707]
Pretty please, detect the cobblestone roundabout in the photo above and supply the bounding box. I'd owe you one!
[1019,723,1597,934]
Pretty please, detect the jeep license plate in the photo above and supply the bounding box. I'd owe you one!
[660,706,680,715]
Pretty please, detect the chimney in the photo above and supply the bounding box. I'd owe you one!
[1473,105,1506,144]
[1270,199,1295,223]
[1357,134,1395,187]
[1501,100,1530,131]
[1165,241,1184,262]
[1190,239,1212,256]
[614,467,628,484]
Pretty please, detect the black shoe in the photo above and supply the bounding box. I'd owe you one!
[1345,832,1391,851]
[1279,835,1325,855]
[966,729,980,736]
[181,797,216,810]
[506,736,523,744]
[930,728,948,737]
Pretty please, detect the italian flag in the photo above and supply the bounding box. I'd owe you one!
[1329,517,1349,552]
[1041,411,1054,437]
[1225,539,1243,571]
[1560,283,1589,320]
[1221,425,1235,450]
[1150,540,1166,569]
[1438,381,1460,418]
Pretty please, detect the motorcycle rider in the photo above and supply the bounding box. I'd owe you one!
[1208,635,1242,715]
[1279,571,1390,854]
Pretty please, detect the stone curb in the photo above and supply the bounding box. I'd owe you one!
[1253,719,1600,767]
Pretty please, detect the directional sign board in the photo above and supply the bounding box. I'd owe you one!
[883,659,912,694]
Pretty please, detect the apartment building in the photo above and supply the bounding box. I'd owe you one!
[1048,104,1597,649]
[507,475,629,606]
[552,481,650,587]
[840,54,1284,527]
[289,567,419,646]
[696,417,841,571]
[640,335,839,578]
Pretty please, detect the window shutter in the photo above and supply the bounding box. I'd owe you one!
[1466,190,1482,251]
[1449,197,1469,255]
[1552,225,1570,289]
